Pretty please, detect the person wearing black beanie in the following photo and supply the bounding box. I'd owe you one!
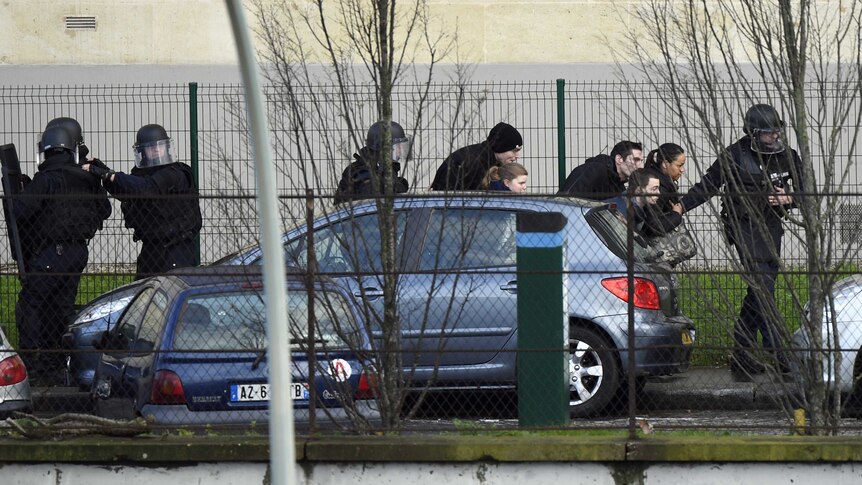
[430,122,523,191]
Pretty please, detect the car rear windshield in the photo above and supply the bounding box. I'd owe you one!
[172,288,362,352]
[584,203,652,263]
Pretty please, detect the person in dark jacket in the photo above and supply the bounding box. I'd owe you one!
[429,122,522,191]
[605,168,661,232]
[681,104,804,380]
[333,120,411,204]
[13,124,111,383]
[85,123,202,280]
[558,140,644,199]
[641,143,686,237]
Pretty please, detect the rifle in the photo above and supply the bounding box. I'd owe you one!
[1,143,28,281]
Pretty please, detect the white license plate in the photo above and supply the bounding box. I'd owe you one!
[230,383,309,402]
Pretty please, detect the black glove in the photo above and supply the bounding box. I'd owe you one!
[88,162,115,182]
[89,158,110,171]
[19,173,31,189]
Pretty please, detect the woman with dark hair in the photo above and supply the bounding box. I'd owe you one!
[641,143,687,236]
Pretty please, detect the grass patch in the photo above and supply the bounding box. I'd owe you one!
[0,273,133,345]
[678,264,857,366]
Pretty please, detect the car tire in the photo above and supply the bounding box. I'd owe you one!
[568,326,620,418]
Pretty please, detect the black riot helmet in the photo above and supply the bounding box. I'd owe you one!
[365,121,411,163]
[743,104,786,154]
[38,125,76,162]
[46,117,83,145]
[133,123,174,168]
[46,117,86,162]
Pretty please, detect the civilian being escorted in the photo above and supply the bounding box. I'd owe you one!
[430,122,522,191]
[641,143,686,237]
[484,162,529,193]
[558,140,644,200]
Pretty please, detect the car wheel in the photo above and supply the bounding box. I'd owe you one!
[568,326,620,418]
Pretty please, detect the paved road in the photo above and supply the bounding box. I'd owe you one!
[25,366,862,434]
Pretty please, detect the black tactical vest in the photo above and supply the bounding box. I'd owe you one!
[121,163,202,244]
[30,160,110,244]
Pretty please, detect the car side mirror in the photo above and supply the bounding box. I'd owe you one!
[92,331,127,351]
[91,331,108,350]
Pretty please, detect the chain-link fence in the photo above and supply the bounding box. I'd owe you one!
[2,82,862,436]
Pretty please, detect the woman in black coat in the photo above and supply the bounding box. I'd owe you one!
[641,143,687,237]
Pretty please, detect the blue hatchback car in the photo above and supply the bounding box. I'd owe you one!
[89,266,379,426]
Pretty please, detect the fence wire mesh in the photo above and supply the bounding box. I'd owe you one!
[0,82,861,437]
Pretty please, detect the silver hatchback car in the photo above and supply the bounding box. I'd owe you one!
[792,274,862,412]
[0,326,31,417]
[219,195,695,417]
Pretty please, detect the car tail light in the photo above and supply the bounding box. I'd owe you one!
[354,370,378,400]
[601,277,662,310]
[0,355,27,386]
[150,370,187,405]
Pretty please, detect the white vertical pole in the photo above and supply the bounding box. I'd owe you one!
[223,2,294,485]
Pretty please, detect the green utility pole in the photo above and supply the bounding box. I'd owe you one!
[516,212,569,427]
[556,79,567,190]
[188,82,201,266]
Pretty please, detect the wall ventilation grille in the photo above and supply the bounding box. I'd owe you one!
[65,16,97,31]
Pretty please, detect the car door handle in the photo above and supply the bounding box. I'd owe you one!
[500,281,518,294]
[355,287,384,299]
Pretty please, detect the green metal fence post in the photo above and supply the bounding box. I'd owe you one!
[556,79,567,190]
[516,211,569,427]
[188,82,200,266]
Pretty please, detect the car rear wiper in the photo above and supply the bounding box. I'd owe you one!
[251,339,327,370]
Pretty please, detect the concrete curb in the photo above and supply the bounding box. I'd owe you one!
[2,435,862,463]
[641,366,794,412]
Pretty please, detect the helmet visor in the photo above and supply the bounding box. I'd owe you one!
[391,136,412,163]
[134,138,174,168]
[751,129,786,155]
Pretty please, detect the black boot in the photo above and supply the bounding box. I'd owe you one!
[730,350,765,382]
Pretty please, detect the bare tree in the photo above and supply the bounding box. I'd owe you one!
[616,0,862,434]
[242,0,461,430]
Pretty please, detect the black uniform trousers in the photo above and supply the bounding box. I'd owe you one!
[729,215,785,368]
[135,237,197,280]
[15,240,88,373]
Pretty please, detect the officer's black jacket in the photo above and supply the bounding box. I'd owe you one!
[430,141,497,191]
[12,152,111,247]
[558,154,625,200]
[333,147,408,204]
[681,136,803,227]
[104,162,202,244]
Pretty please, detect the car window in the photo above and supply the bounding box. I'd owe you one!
[135,290,168,351]
[279,212,407,274]
[172,288,361,352]
[420,208,517,270]
[584,204,651,262]
[112,287,167,353]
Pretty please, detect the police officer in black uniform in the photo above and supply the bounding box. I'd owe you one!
[12,124,111,382]
[334,120,411,204]
[85,124,202,280]
[681,104,804,380]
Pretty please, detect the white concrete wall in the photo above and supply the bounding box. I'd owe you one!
[1,1,642,66]
[3,461,862,485]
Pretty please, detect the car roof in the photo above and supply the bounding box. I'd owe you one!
[155,265,310,289]
[336,192,605,210]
